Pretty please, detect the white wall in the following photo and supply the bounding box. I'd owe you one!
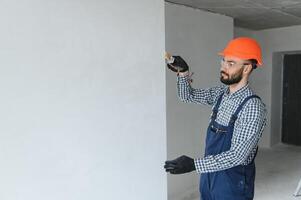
[165,3,233,200]
[0,1,167,200]
[235,25,301,147]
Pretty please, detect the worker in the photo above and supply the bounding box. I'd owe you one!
[164,37,267,200]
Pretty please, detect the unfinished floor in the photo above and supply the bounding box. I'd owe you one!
[255,143,301,200]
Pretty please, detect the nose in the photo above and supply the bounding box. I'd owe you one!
[220,64,227,72]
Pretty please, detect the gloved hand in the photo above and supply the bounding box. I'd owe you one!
[164,155,196,174]
[165,53,189,73]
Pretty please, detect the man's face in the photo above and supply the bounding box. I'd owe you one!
[219,56,249,85]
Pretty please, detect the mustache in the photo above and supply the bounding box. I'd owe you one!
[220,71,228,76]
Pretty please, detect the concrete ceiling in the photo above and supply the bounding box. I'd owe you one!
[166,0,301,30]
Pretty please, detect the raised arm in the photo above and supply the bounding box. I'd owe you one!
[165,53,225,106]
[177,72,225,106]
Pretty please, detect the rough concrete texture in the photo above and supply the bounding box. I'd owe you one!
[165,0,301,30]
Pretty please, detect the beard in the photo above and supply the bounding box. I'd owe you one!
[220,68,244,85]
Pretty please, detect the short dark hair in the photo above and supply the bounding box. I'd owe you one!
[249,59,258,69]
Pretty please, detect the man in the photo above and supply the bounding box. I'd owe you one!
[164,37,267,200]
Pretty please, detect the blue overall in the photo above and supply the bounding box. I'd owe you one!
[200,93,260,200]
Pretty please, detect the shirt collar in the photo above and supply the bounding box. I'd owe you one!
[224,83,250,98]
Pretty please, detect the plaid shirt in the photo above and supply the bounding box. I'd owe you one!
[177,75,267,174]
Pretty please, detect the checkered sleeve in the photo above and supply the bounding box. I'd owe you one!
[194,98,267,173]
[177,75,225,106]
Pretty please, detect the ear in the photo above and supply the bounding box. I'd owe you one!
[243,64,252,74]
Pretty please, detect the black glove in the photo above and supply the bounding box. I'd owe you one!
[164,155,196,174]
[166,56,189,73]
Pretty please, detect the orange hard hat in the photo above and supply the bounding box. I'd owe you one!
[219,37,263,66]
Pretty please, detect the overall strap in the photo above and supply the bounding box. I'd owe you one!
[250,146,259,164]
[211,92,224,121]
[228,95,261,126]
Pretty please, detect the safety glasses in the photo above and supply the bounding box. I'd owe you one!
[220,58,251,68]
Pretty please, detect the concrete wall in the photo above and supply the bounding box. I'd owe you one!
[0,1,167,200]
[235,25,301,147]
[165,3,233,200]
[255,25,301,147]
[270,52,284,146]
[234,27,255,38]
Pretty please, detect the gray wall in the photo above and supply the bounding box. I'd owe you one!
[235,25,301,147]
[255,25,301,146]
[234,27,255,38]
[0,0,167,199]
[165,3,233,199]
[271,52,284,147]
